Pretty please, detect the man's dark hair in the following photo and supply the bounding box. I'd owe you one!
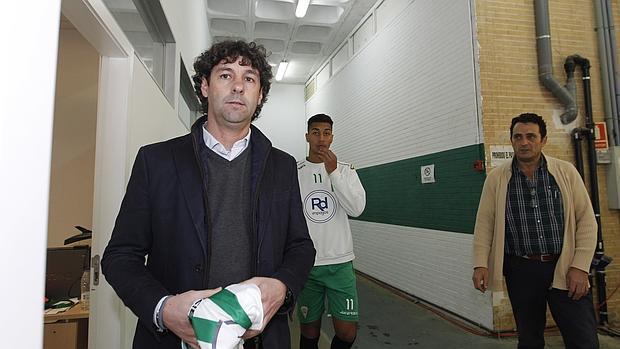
[192,40,273,121]
[510,113,547,138]
[307,113,333,131]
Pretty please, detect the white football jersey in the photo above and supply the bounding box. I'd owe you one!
[297,159,366,266]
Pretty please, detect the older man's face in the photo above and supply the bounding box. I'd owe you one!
[511,122,547,164]
[201,57,262,128]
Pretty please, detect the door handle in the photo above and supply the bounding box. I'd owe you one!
[92,254,100,286]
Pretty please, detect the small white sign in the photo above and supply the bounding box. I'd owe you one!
[490,145,514,168]
[421,164,435,184]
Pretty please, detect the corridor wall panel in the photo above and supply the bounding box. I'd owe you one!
[305,0,491,328]
[306,0,482,169]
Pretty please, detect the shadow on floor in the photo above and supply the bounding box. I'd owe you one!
[289,273,620,349]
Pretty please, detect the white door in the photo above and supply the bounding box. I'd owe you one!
[0,2,62,348]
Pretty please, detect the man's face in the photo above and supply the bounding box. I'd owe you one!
[306,122,333,155]
[511,122,547,163]
[201,57,262,127]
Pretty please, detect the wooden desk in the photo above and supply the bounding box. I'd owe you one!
[44,305,89,349]
[45,304,89,322]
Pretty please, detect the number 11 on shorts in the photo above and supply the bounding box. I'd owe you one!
[346,298,354,310]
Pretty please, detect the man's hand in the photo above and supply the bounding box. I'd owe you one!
[472,267,489,293]
[567,267,589,300]
[318,149,337,174]
[241,277,287,339]
[162,288,221,349]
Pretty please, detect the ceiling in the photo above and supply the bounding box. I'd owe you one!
[205,0,378,84]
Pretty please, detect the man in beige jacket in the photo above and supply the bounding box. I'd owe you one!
[472,113,598,348]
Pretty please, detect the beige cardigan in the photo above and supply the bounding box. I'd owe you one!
[473,154,597,291]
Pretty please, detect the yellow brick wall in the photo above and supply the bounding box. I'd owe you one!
[475,0,620,330]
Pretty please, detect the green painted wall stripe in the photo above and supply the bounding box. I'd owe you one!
[354,144,486,234]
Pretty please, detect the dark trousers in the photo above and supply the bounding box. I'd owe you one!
[503,255,599,349]
[243,336,262,349]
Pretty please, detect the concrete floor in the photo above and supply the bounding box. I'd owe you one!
[289,273,620,349]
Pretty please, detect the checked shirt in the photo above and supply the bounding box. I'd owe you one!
[505,156,564,256]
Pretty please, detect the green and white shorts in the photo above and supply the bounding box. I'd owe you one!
[296,261,359,323]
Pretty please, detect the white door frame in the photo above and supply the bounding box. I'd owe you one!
[61,0,135,347]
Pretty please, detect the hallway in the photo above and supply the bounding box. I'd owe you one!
[290,273,620,349]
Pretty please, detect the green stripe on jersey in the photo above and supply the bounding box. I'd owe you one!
[190,317,219,344]
[209,289,252,329]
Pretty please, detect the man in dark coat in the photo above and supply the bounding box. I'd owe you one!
[102,40,315,349]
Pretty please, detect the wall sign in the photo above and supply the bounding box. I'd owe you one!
[421,164,435,184]
[490,145,514,168]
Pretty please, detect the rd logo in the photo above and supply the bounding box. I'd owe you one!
[304,190,337,223]
[312,197,328,211]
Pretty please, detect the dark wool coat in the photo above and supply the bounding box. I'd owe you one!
[102,116,315,348]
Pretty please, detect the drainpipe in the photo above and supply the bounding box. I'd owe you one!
[534,0,578,124]
[594,0,620,145]
[571,129,585,177]
[568,54,610,325]
[605,0,620,145]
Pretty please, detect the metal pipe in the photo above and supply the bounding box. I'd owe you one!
[604,0,620,145]
[569,55,609,325]
[572,129,585,178]
[564,56,577,115]
[594,0,617,145]
[534,0,578,124]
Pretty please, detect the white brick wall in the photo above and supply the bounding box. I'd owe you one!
[351,220,493,329]
[306,0,481,169]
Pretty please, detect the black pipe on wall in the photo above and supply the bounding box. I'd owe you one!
[566,54,609,325]
[572,128,586,177]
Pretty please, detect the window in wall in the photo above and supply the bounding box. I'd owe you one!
[353,15,375,53]
[331,42,349,74]
[178,58,201,130]
[103,0,176,103]
[305,78,316,101]
[376,0,411,30]
[316,64,331,89]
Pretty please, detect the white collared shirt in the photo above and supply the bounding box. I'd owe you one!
[202,123,251,161]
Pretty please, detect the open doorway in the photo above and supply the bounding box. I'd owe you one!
[47,15,98,249]
[43,14,99,349]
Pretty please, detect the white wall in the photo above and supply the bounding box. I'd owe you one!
[307,0,481,169]
[0,1,61,348]
[305,0,491,328]
[126,55,187,172]
[48,28,99,247]
[161,0,211,67]
[254,83,307,160]
[350,221,493,328]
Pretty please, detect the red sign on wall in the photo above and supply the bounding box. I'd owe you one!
[595,122,609,150]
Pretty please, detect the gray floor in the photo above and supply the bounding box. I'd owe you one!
[290,273,620,349]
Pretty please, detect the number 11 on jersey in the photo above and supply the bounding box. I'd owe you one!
[313,173,323,183]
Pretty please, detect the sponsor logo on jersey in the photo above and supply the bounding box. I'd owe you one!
[301,306,309,318]
[303,190,337,223]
